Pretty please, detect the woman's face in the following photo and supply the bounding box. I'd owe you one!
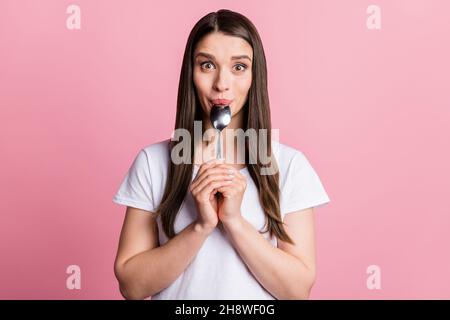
[193,32,253,122]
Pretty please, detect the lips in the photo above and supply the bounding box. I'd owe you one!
[211,99,232,106]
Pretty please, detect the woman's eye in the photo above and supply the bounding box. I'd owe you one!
[200,62,215,70]
[234,64,248,72]
[199,61,247,72]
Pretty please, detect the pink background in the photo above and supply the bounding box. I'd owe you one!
[1,0,449,299]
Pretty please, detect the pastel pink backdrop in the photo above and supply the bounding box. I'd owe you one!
[1,0,449,299]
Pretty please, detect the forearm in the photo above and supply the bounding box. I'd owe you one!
[117,221,212,299]
[222,216,315,300]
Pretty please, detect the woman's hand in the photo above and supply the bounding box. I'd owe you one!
[189,159,234,233]
[215,165,247,226]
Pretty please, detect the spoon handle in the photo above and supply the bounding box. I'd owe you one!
[217,129,222,159]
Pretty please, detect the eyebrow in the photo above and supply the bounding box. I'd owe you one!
[195,52,252,62]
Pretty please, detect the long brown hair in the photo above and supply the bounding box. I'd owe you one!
[155,9,294,244]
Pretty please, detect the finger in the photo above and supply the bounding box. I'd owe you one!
[199,158,225,174]
[192,171,232,194]
[193,167,235,188]
[192,158,225,184]
[194,180,232,199]
[215,185,233,198]
[191,167,233,191]
[194,172,235,193]
[192,159,224,182]
[213,164,246,179]
[216,178,246,195]
[216,167,246,186]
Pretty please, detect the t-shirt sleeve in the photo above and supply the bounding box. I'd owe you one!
[112,149,156,213]
[280,152,330,216]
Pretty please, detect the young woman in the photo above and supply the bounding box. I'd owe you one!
[112,9,330,300]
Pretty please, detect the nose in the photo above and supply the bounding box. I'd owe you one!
[213,68,230,92]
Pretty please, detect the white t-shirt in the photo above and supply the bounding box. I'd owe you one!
[113,139,330,300]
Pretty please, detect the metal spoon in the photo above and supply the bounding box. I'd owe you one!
[209,105,231,159]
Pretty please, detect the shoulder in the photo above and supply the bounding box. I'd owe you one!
[141,138,171,158]
[271,139,308,172]
[140,138,171,165]
[128,139,171,180]
[273,140,331,214]
[271,139,320,188]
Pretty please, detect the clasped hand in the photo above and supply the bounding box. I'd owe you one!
[189,159,247,231]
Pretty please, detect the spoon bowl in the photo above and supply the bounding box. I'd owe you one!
[210,105,231,131]
[209,105,231,159]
